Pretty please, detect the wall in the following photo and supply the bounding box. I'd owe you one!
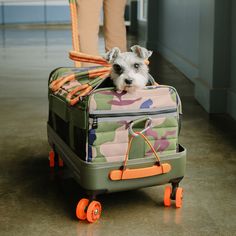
[0,1,130,25]
[0,1,70,24]
[136,0,147,47]
[137,20,147,47]
[144,0,235,119]
[146,0,200,81]
[228,1,236,119]
[195,0,231,114]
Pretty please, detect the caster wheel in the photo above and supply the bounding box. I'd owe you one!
[49,150,55,168]
[164,186,172,207]
[76,198,89,220]
[175,187,183,208]
[86,201,102,223]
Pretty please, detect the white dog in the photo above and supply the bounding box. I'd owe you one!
[104,45,153,93]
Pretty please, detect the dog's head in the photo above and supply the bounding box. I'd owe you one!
[104,45,152,93]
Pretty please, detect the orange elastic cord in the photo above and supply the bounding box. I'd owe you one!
[86,72,111,95]
[88,67,112,78]
[121,135,134,179]
[69,85,93,105]
[50,74,76,92]
[70,51,149,67]
[69,51,110,66]
[69,2,81,67]
[137,132,161,163]
[68,72,110,105]
[66,83,89,101]
[50,67,111,93]
[121,132,161,179]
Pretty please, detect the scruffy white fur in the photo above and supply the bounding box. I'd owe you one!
[104,45,153,93]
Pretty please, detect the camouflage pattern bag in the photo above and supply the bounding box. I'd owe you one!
[87,86,182,163]
[48,67,182,163]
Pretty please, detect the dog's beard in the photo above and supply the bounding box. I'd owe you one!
[122,85,138,93]
[112,73,148,93]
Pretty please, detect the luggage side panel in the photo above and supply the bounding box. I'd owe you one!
[48,94,89,161]
[48,124,186,193]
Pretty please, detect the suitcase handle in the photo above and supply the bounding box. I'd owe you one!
[109,163,171,181]
[109,132,171,181]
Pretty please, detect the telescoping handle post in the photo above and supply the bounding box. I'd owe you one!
[69,0,81,67]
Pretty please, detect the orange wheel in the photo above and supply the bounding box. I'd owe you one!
[76,198,89,220]
[175,187,183,208]
[86,201,102,223]
[164,186,172,207]
[49,150,55,168]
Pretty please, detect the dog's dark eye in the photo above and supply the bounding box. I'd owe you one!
[134,63,140,69]
[113,64,123,74]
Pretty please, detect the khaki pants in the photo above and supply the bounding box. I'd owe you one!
[77,0,127,58]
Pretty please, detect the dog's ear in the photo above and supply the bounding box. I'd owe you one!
[104,47,121,63]
[131,45,152,59]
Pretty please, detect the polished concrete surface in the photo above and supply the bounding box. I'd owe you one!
[0,27,236,236]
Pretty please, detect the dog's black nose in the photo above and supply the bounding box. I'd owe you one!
[125,79,133,85]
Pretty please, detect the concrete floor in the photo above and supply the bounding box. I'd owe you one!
[0,27,236,236]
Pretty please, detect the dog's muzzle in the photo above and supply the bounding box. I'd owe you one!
[124,79,133,85]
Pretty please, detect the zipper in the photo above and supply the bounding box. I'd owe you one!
[92,116,98,129]
[90,108,178,129]
[90,107,177,119]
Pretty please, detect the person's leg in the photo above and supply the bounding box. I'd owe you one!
[103,0,127,52]
[77,0,103,58]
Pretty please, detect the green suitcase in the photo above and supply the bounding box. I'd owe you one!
[47,66,186,223]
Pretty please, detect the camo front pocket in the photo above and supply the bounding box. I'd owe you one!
[88,119,129,162]
[87,110,179,163]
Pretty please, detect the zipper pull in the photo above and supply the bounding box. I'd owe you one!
[92,117,98,129]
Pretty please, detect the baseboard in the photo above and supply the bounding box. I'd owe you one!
[194,78,228,113]
[227,89,236,120]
